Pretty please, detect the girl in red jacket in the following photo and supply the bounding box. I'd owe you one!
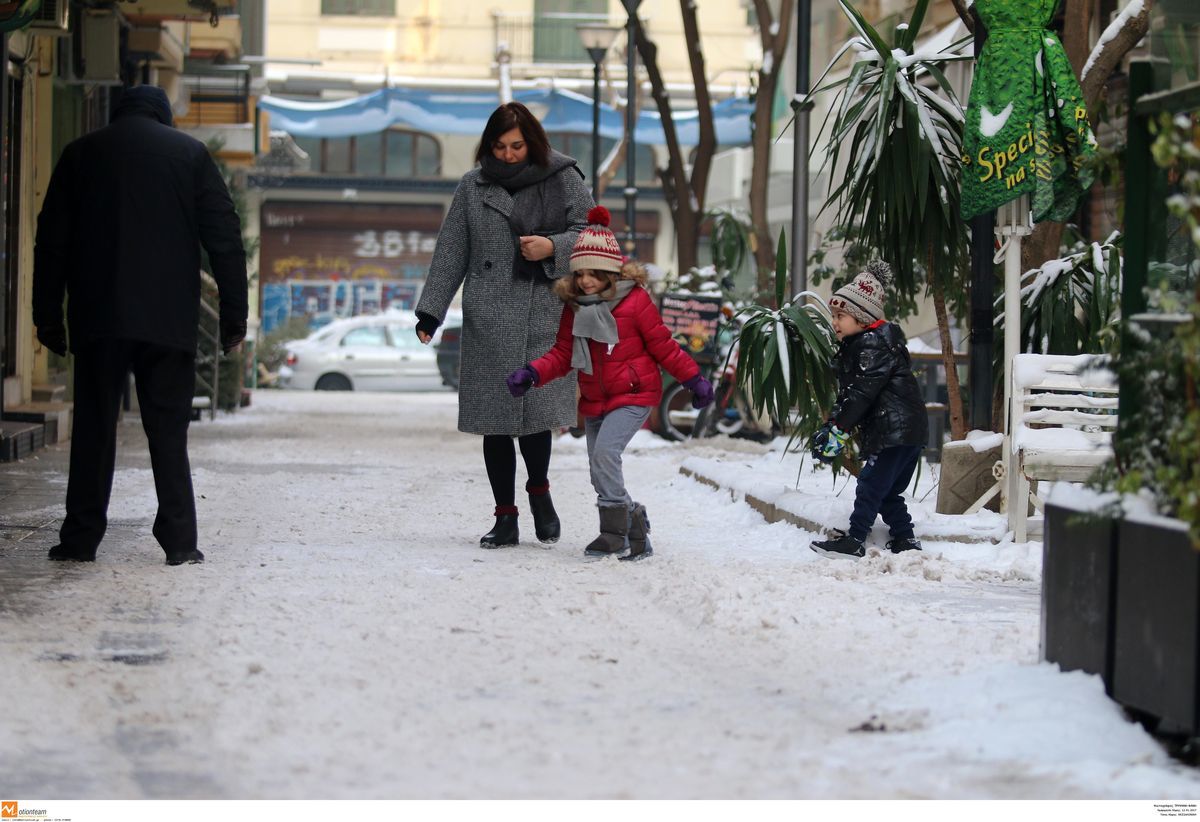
[506,207,713,560]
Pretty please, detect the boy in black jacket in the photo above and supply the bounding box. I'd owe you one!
[810,261,928,558]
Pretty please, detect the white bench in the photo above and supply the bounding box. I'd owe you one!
[1009,353,1119,542]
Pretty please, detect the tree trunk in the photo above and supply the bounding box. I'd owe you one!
[1061,0,1094,76]
[747,0,795,293]
[932,276,967,440]
[629,2,715,277]
[750,75,776,293]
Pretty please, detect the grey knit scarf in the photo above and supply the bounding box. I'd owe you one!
[571,280,637,374]
[480,150,581,280]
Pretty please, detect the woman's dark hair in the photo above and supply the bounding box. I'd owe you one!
[475,102,551,167]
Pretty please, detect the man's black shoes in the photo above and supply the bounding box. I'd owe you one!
[165,548,205,566]
[48,544,96,562]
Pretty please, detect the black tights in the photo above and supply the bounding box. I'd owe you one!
[483,431,552,508]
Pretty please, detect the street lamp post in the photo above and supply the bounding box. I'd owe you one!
[576,23,621,202]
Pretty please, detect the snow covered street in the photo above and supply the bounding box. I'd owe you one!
[1,389,1197,799]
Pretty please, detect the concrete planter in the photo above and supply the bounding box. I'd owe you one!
[1041,503,1119,690]
[1111,517,1200,736]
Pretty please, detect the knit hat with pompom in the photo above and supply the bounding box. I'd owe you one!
[570,206,624,274]
[828,260,892,325]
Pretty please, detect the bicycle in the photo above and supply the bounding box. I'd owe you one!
[657,325,775,442]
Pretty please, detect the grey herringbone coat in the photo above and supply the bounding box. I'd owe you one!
[418,166,593,435]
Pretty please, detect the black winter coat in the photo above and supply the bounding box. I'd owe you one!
[33,89,247,354]
[831,322,928,457]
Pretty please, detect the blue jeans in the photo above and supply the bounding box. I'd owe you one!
[848,445,923,542]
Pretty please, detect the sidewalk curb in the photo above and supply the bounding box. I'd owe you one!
[679,463,1005,545]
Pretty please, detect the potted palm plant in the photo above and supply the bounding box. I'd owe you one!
[730,233,838,445]
[807,0,972,440]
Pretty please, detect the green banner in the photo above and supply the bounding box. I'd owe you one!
[960,0,1097,222]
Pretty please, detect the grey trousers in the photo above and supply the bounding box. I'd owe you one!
[584,405,652,508]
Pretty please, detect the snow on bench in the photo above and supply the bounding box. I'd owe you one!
[1010,353,1118,542]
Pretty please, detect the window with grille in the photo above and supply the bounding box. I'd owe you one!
[292,129,441,177]
[532,0,607,63]
[321,0,394,16]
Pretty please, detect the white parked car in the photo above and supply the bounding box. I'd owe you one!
[277,312,441,392]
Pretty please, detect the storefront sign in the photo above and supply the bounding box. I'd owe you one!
[660,292,723,363]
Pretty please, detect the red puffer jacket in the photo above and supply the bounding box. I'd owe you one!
[530,286,700,418]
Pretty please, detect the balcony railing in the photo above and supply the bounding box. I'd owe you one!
[492,11,609,65]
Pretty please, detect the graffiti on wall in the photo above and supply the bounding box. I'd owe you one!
[259,202,444,334]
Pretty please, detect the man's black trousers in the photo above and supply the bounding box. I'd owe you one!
[60,339,197,556]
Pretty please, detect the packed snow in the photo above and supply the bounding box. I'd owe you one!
[0,390,1197,800]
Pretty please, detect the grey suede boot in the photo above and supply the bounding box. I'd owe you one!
[620,503,652,562]
[584,505,630,557]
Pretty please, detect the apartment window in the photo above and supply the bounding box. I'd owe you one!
[291,130,441,177]
[532,0,607,63]
[321,0,394,16]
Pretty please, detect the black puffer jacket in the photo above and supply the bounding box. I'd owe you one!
[831,322,928,457]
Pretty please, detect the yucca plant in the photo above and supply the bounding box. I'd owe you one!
[808,0,972,438]
[731,232,838,447]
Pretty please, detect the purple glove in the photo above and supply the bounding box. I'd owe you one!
[506,365,539,398]
[682,375,714,409]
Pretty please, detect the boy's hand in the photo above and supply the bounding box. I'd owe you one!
[811,422,850,463]
[506,365,539,398]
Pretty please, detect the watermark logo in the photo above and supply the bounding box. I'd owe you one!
[1,802,16,819]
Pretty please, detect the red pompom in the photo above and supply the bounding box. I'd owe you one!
[586,205,611,227]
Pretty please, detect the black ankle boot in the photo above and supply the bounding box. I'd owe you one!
[527,484,560,544]
[481,507,520,548]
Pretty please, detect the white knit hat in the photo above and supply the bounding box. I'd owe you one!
[570,206,624,273]
[828,260,892,325]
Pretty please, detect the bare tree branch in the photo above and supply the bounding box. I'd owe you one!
[949,0,976,34]
[680,0,715,212]
[1080,0,1155,111]
[1062,0,1095,76]
[627,1,716,272]
[748,0,796,283]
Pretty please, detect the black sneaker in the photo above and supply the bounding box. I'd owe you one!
[886,537,922,553]
[810,533,865,558]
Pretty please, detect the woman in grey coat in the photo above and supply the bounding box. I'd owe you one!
[416,102,594,548]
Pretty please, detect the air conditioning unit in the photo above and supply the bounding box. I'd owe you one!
[79,9,123,85]
[27,0,70,35]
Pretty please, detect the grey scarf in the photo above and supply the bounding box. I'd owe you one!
[480,150,581,279]
[571,280,637,374]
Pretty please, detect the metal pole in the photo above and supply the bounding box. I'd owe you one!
[0,32,8,422]
[968,21,996,432]
[623,0,639,258]
[789,0,811,299]
[999,196,1030,530]
[591,56,601,201]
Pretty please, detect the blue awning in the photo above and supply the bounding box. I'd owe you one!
[258,86,753,147]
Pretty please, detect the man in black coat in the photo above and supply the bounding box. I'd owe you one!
[32,85,247,566]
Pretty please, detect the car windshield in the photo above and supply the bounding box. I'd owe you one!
[340,326,388,347]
